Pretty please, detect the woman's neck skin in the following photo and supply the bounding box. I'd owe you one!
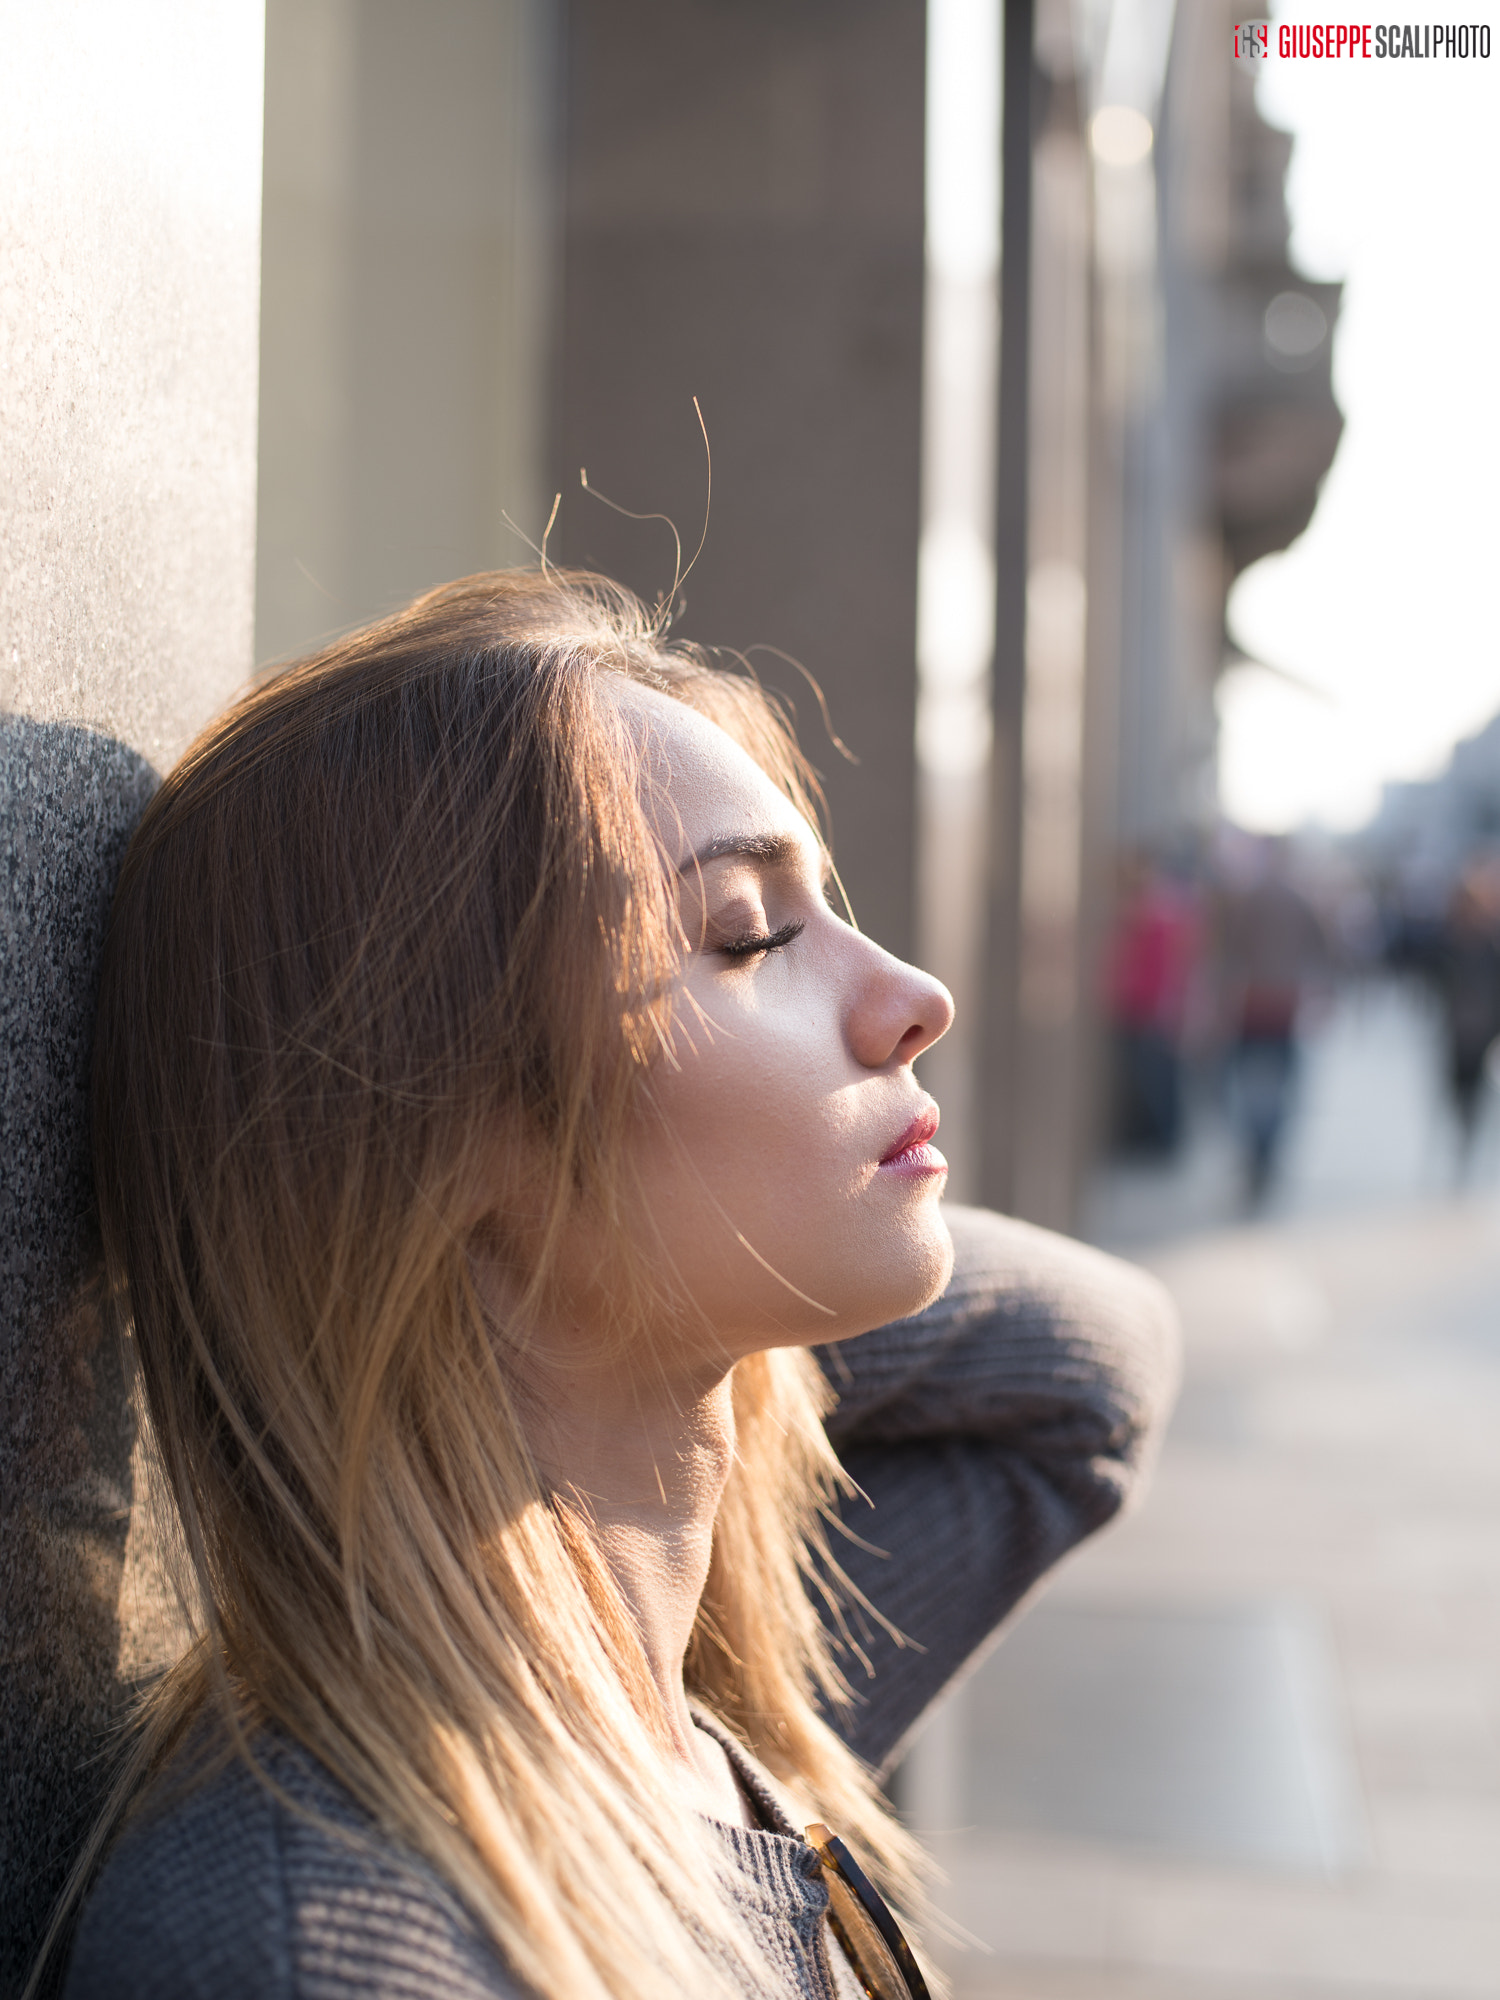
[527,1339,755,1826]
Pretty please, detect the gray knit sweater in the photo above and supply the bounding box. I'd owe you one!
[62,1207,1178,2000]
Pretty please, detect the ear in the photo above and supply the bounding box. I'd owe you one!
[461,1110,554,1234]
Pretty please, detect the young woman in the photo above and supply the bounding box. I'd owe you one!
[59,570,1176,2000]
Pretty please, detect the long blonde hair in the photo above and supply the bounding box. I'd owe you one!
[82,571,924,1998]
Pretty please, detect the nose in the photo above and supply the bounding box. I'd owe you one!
[845,938,955,1070]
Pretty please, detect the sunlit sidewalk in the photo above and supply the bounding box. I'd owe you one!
[909,980,1500,1999]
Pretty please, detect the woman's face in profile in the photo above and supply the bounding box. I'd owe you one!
[614,685,956,1359]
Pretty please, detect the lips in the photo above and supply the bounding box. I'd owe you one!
[879,1104,942,1167]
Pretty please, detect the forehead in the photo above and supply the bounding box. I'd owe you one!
[610,679,811,862]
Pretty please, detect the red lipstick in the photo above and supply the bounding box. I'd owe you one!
[878,1104,947,1179]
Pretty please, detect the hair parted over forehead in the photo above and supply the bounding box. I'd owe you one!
[80,569,927,2000]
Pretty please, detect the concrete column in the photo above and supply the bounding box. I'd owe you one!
[979,0,1100,1228]
[551,0,927,963]
[1009,42,1094,1230]
[979,0,1035,1213]
[0,6,263,1982]
[255,0,554,666]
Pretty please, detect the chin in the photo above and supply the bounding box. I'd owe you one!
[819,1199,955,1344]
[666,1191,956,1357]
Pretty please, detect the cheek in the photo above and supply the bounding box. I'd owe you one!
[624,1011,838,1308]
[647,989,855,1198]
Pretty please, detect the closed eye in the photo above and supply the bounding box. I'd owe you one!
[717,919,806,960]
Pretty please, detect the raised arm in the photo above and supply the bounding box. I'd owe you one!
[814,1204,1180,1773]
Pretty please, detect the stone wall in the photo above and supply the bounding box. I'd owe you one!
[0,4,264,1985]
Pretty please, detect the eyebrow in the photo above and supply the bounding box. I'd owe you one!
[679,830,831,885]
[681,832,801,871]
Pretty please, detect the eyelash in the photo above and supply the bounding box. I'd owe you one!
[717,919,806,960]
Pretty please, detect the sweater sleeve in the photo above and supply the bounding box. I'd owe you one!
[62,1743,524,2000]
[813,1204,1180,1774]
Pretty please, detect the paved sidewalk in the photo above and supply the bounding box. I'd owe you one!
[910,984,1500,1999]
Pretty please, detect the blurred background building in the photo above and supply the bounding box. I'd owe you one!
[253,0,1347,1232]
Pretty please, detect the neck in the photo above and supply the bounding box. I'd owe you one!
[524,1334,750,1821]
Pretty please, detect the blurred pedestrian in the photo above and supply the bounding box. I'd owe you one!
[1106,853,1200,1156]
[1215,838,1331,1205]
[1433,858,1500,1163]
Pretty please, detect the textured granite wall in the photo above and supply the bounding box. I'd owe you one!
[0,5,263,1985]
